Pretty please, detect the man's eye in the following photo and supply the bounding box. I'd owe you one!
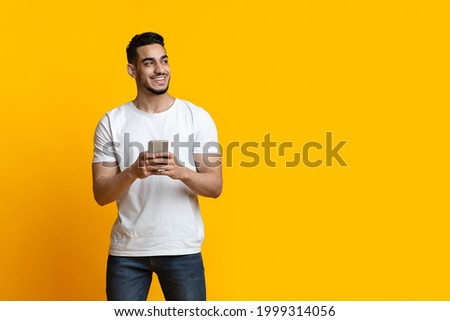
[144,62,154,66]
[162,60,168,64]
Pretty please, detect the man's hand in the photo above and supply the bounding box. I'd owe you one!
[92,151,172,206]
[129,151,167,179]
[147,152,188,180]
[93,151,222,205]
[152,152,222,198]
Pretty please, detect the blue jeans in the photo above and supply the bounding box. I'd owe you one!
[106,252,206,301]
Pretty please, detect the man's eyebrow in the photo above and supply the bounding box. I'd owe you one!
[141,55,169,63]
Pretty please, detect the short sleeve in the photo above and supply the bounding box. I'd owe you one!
[193,108,220,155]
[92,114,118,163]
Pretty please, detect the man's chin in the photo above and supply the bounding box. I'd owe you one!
[145,85,169,95]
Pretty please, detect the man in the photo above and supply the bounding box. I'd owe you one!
[92,32,222,301]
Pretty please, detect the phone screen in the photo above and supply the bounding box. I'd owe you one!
[148,140,169,155]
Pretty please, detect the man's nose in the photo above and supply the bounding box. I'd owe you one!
[154,61,164,74]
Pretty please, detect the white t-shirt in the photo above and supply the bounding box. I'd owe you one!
[93,98,219,256]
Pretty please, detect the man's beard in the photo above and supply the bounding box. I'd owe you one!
[144,81,170,95]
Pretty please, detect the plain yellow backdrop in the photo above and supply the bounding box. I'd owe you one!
[0,0,449,300]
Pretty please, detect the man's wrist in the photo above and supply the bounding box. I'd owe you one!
[180,166,194,182]
[124,166,138,180]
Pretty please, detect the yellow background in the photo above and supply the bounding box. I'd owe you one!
[0,0,449,300]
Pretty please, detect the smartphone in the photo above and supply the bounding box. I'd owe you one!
[148,140,169,155]
[148,140,169,171]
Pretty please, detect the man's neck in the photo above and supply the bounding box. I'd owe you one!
[133,92,175,114]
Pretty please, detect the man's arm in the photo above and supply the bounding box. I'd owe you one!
[182,154,222,198]
[92,152,157,206]
[92,162,135,206]
[153,152,222,198]
[93,151,222,205]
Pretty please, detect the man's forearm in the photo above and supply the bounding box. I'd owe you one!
[94,167,137,206]
[180,168,222,198]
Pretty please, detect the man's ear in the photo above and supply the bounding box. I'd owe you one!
[127,64,136,78]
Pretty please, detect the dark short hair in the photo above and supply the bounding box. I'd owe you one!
[126,32,165,64]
